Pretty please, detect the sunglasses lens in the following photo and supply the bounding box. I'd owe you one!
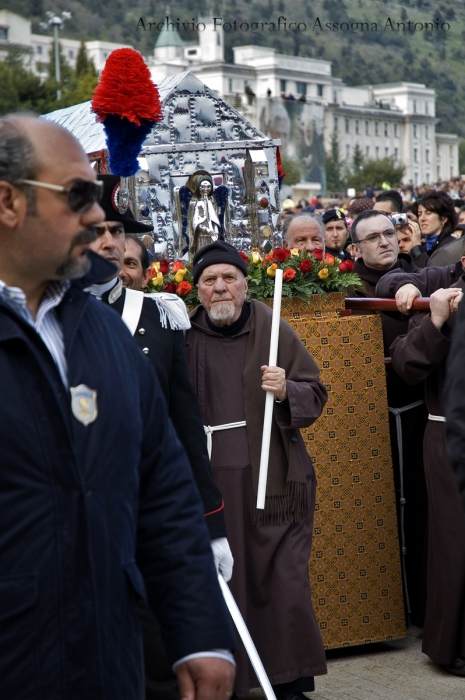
[68,180,103,213]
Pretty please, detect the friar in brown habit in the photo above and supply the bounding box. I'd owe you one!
[389,271,465,675]
[185,241,328,699]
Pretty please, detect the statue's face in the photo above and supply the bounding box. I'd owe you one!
[199,180,212,196]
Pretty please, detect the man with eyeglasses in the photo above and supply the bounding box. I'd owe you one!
[0,114,235,699]
[87,174,234,700]
[351,209,429,628]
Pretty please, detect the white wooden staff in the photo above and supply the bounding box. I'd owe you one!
[218,575,277,700]
[256,268,283,510]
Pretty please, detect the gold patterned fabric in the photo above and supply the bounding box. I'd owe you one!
[278,294,406,649]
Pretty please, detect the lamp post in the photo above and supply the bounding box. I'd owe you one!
[40,11,72,100]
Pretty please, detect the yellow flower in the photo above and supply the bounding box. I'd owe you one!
[153,262,160,272]
[252,251,262,264]
[318,268,329,279]
[174,269,187,283]
[153,272,164,287]
[266,263,278,277]
[290,248,300,257]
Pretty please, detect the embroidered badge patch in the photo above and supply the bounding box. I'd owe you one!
[70,384,98,426]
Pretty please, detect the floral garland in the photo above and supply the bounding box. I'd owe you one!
[145,248,362,304]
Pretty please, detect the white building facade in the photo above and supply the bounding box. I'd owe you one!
[0,10,459,187]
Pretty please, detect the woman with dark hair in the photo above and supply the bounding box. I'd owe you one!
[412,191,458,267]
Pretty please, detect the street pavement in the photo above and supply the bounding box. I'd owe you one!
[243,627,465,700]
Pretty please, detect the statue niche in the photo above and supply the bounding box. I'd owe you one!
[175,170,229,256]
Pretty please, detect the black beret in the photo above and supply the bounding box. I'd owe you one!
[322,209,346,225]
[193,241,248,285]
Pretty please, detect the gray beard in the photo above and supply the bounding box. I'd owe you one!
[55,254,91,280]
[208,300,236,326]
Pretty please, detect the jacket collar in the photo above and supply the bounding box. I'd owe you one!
[70,251,119,291]
[354,253,415,287]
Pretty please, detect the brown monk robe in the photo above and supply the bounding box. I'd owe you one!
[354,253,429,625]
[185,300,328,697]
[390,281,465,669]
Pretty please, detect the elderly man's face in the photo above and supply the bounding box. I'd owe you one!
[324,220,348,252]
[197,263,248,326]
[285,218,324,252]
[119,237,150,290]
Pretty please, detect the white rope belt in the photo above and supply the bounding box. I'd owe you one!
[428,414,446,423]
[204,421,247,460]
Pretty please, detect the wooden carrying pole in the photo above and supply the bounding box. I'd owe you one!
[256,269,284,510]
[345,297,431,312]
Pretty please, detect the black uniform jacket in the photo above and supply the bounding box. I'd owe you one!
[101,282,226,539]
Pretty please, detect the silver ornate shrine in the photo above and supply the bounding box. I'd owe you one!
[43,71,282,258]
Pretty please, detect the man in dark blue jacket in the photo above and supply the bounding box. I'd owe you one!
[0,114,235,699]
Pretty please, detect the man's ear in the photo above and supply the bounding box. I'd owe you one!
[0,181,24,229]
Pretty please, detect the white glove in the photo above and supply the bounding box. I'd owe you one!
[211,537,234,582]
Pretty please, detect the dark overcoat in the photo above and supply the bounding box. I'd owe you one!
[0,255,234,700]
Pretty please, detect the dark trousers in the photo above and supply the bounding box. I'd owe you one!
[137,600,179,700]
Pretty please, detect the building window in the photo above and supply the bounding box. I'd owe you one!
[103,52,108,59]
[346,144,350,158]
[450,146,453,158]
[384,122,388,136]
[228,78,232,92]
[333,91,338,104]
[366,146,370,157]
[187,49,197,56]
[344,118,349,133]
[365,121,369,135]
[280,79,286,93]
[37,45,43,54]
[413,100,417,113]
[394,123,398,138]
[413,124,417,138]
[375,146,379,159]
[317,84,324,97]
[296,82,307,95]
[355,120,359,135]
[414,148,418,162]
[385,147,389,158]
[426,149,430,163]
[394,147,399,161]
[414,172,418,184]
[425,101,429,115]
[425,125,429,140]
[0,27,8,40]
[426,172,430,184]
[334,116,339,131]
[68,50,74,59]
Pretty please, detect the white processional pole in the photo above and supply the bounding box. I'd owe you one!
[256,268,283,510]
[218,575,277,700]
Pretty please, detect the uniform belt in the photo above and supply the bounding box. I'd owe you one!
[428,414,446,422]
[204,421,247,460]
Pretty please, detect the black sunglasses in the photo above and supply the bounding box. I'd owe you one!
[19,178,104,213]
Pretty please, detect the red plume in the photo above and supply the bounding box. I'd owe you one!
[91,48,162,126]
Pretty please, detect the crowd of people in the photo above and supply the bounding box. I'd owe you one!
[2,109,465,700]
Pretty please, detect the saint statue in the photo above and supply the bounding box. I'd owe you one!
[175,170,229,257]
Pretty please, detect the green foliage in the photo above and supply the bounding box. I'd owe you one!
[280,155,302,186]
[346,157,405,192]
[325,130,345,193]
[76,41,96,79]
[0,43,98,116]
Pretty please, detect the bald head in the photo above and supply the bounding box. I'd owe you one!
[0,113,104,312]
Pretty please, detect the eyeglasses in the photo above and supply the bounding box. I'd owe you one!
[357,230,397,245]
[18,178,103,213]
